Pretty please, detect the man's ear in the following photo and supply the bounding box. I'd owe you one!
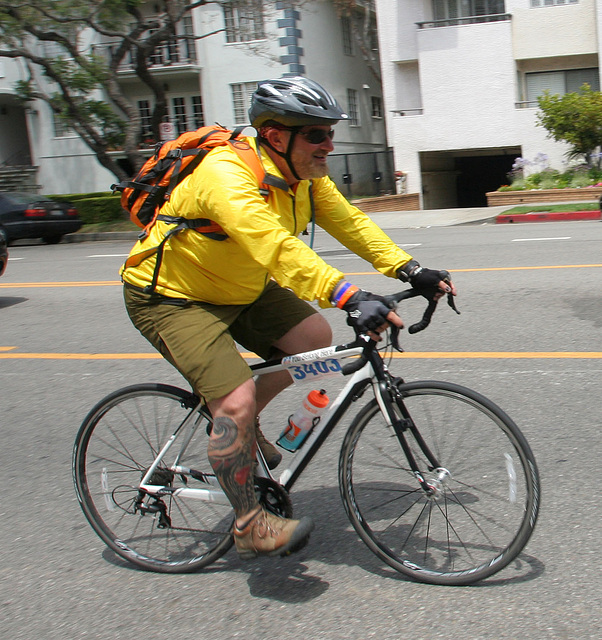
[262,127,290,154]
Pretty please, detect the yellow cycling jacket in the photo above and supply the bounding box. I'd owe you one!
[121,138,413,308]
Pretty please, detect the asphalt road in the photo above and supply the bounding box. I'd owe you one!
[1,220,601,640]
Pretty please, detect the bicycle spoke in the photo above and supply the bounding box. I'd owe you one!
[74,384,234,573]
[340,381,539,585]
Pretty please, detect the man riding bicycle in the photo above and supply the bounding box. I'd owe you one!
[121,76,456,560]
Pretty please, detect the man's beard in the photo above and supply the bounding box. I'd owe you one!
[291,154,330,180]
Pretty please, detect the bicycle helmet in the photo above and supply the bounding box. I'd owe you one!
[249,77,349,128]
[249,77,348,180]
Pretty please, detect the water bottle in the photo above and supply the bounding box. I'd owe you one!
[277,389,329,452]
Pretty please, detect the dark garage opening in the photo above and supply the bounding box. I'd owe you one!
[456,153,520,207]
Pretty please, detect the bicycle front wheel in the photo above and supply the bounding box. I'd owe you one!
[73,383,234,573]
[339,380,540,586]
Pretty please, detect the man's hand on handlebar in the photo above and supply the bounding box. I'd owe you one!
[330,282,404,341]
[397,260,457,301]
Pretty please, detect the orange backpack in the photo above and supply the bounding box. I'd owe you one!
[116,125,274,294]
[113,124,268,239]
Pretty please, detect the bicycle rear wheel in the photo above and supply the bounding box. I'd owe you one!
[339,380,540,586]
[73,383,234,573]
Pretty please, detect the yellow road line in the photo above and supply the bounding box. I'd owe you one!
[0,281,121,288]
[1,351,601,360]
[392,351,602,359]
[345,264,602,276]
[1,264,602,288]
[450,264,602,273]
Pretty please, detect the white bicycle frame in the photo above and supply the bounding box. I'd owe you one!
[137,342,384,506]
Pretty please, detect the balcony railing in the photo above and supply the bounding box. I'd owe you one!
[92,39,198,74]
[417,13,511,28]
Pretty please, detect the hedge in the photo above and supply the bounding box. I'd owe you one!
[49,192,127,225]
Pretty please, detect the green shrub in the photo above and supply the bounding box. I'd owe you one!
[75,196,126,224]
[568,173,593,188]
[502,166,602,191]
[49,191,114,202]
[48,192,126,224]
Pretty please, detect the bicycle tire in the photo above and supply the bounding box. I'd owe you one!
[73,383,234,573]
[339,380,540,586]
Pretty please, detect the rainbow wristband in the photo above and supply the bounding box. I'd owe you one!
[331,281,360,309]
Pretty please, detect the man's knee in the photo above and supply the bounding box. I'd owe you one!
[208,378,256,431]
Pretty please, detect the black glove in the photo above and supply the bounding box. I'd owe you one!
[398,260,451,300]
[342,289,394,334]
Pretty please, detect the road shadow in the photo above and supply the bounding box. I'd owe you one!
[99,483,545,602]
[0,296,28,308]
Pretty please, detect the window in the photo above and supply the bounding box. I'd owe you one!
[224,1,265,43]
[138,100,153,139]
[347,89,360,126]
[433,0,506,20]
[146,17,196,67]
[171,97,187,135]
[181,15,197,63]
[341,16,353,56]
[526,68,600,104]
[231,82,256,124]
[191,95,205,129]
[371,96,383,119]
[149,35,179,66]
[530,0,578,7]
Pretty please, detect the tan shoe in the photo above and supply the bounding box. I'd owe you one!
[255,418,282,470]
[233,507,314,560]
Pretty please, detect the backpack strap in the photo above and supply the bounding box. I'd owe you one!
[123,136,288,294]
[227,138,272,197]
[123,215,229,294]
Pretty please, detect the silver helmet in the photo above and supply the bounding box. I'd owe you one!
[249,77,349,128]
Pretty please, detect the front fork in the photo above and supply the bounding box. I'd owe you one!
[375,378,446,497]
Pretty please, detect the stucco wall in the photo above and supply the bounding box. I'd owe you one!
[376,0,598,207]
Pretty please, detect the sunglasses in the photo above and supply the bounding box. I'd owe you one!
[285,128,335,144]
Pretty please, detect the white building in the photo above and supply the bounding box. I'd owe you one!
[376,0,601,208]
[0,1,388,196]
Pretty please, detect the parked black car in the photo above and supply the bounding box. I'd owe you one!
[0,192,83,244]
[0,227,7,277]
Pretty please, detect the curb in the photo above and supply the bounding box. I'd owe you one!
[62,209,601,242]
[496,210,601,224]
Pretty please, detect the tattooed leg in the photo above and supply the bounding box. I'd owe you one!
[207,415,259,519]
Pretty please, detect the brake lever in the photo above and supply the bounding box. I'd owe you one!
[389,325,403,352]
[447,291,461,315]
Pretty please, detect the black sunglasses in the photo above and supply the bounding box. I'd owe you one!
[289,128,335,145]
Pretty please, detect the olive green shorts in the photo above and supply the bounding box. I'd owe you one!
[123,281,318,402]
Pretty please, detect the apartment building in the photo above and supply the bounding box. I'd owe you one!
[0,1,387,195]
[376,0,602,208]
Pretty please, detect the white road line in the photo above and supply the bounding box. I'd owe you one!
[512,237,571,242]
[87,254,130,258]
[7,257,24,261]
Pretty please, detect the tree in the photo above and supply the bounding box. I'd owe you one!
[333,0,381,84]
[0,0,224,180]
[536,84,602,169]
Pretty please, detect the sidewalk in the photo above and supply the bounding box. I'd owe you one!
[367,205,504,229]
[65,203,600,243]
